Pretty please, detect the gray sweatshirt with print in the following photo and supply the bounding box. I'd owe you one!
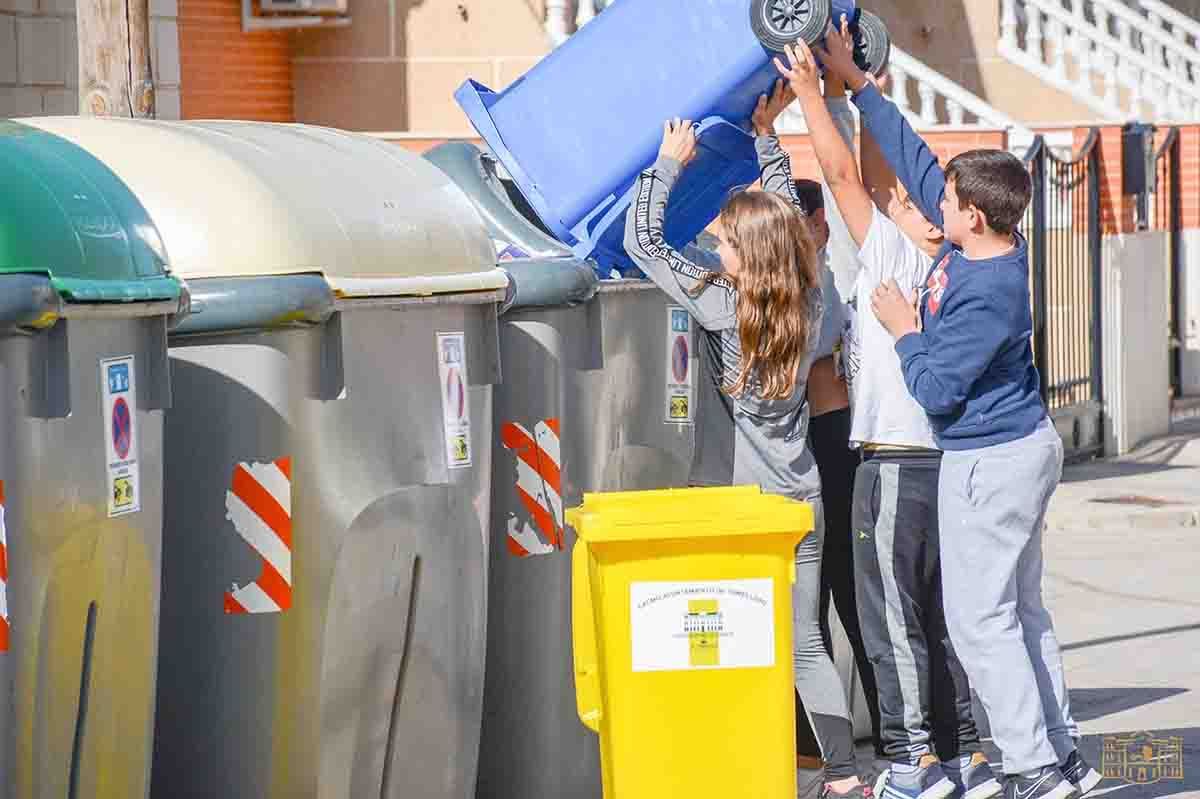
[623,134,823,501]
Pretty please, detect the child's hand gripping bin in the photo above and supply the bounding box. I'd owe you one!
[567,486,814,799]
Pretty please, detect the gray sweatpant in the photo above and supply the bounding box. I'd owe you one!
[938,419,1080,775]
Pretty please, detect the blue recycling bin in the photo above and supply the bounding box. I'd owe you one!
[455,0,887,276]
[455,0,808,275]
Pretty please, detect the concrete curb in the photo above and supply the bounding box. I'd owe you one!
[1046,505,1200,532]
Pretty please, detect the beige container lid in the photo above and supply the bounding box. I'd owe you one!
[20,117,506,296]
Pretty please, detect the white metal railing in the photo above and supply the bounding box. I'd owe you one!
[999,0,1200,120]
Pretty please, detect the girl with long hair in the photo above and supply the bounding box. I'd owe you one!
[622,82,869,799]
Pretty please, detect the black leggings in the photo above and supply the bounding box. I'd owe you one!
[801,407,882,756]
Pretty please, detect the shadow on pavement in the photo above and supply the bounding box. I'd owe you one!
[1061,418,1200,485]
[1068,688,1192,723]
[1061,622,1200,652]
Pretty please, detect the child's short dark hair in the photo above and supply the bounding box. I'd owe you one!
[792,179,824,216]
[944,149,1031,235]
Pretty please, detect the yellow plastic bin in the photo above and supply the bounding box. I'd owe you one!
[566,486,813,799]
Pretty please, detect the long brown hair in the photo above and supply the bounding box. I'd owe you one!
[712,190,819,400]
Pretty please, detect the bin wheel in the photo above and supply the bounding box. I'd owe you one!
[853,9,891,76]
[750,0,831,52]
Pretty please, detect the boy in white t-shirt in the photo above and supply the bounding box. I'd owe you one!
[781,40,999,799]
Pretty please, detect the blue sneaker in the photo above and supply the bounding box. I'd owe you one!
[1059,751,1102,797]
[874,756,957,799]
[946,753,1002,799]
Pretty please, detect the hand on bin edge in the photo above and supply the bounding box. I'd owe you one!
[659,118,698,167]
[816,15,871,94]
[773,40,822,101]
[752,79,797,137]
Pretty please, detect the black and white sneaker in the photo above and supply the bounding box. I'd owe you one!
[947,753,1002,799]
[1059,751,1102,797]
[1002,766,1076,799]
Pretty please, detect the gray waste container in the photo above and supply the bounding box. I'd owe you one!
[427,142,699,799]
[27,117,508,799]
[0,121,184,799]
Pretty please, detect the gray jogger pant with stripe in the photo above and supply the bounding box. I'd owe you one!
[938,418,1081,775]
[852,452,981,765]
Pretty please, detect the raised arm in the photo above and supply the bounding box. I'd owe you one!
[751,80,808,210]
[776,38,873,248]
[623,120,737,330]
[811,19,947,228]
[852,83,946,228]
[860,104,900,214]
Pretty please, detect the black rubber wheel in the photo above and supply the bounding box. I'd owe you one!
[750,0,832,52]
[852,9,891,76]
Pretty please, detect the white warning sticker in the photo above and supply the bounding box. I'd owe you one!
[436,332,473,469]
[100,355,141,517]
[630,579,775,672]
[664,305,696,424]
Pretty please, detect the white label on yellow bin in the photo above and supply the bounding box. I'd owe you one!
[664,306,696,424]
[100,355,141,517]
[630,579,774,672]
[436,332,473,469]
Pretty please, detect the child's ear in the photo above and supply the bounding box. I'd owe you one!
[970,204,989,234]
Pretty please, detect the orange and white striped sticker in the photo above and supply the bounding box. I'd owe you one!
[500,419,563,557]
[224,458,293,615]
[0,480,8,652]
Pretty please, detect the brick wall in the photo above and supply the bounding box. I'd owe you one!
[381,128,1009,172]
[1182,126,1200,230]
[178,0,291,121]
[0,0,181,119]
[1074,123,1200,236]
[776,127,1009,185]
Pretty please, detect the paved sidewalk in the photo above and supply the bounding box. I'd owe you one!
[804,419,1200,798]
[1046,417,1200,532]
[1036,416,1200,798]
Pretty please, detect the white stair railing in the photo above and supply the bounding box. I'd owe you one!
[1133,0,1200,80]
[545,0,573,45]
[999,0,1200,120]
[889,46,1033,133]
[546,0,611,42]
[1088,0,1200,82]
[777,45,1033,135]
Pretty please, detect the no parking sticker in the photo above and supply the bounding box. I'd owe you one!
[664,306,696,424]
[101,355,141,517]
[437,332,473,469]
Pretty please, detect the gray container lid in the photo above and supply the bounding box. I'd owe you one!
[20,117,508,298]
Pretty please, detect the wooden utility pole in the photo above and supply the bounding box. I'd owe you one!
[77,0,156,118]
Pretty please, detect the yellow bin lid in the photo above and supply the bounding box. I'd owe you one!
[20,117,506,297]
[566,485,814,544]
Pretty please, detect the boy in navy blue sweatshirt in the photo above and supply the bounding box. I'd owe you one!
[794,29,1104,799]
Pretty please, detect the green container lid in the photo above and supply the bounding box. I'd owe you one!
[0,120,180,302]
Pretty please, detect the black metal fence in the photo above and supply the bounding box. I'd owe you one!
[1154,128,1183,398]
[1023,130,1104,460]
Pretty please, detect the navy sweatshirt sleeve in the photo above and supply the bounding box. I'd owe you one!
[852,83,946,230]
[894,287,1009,416]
